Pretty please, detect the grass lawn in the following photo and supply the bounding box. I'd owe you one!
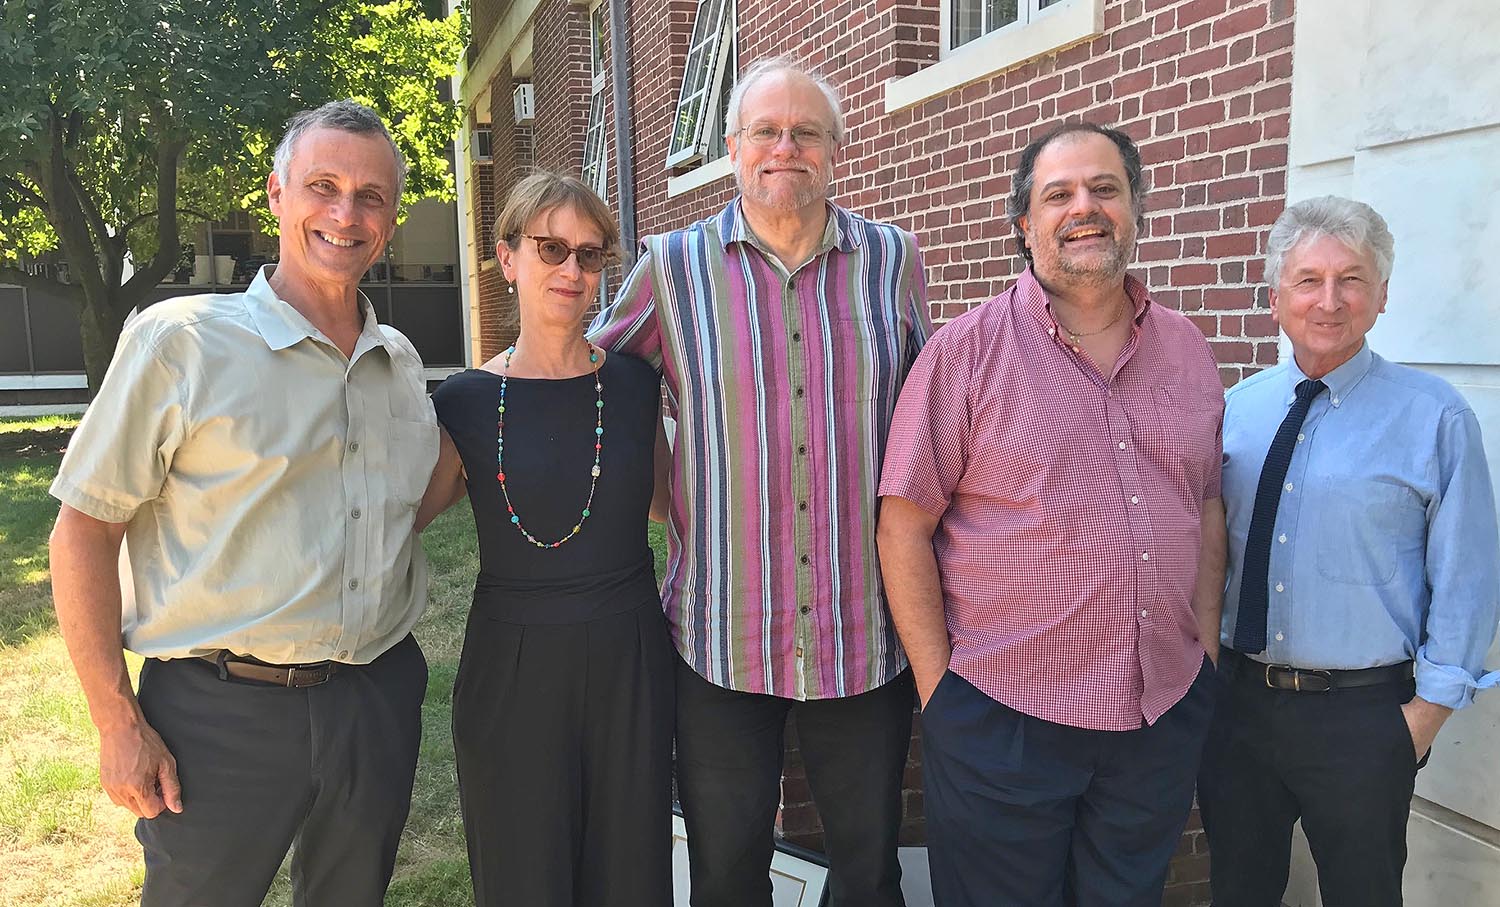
[0,415,668,906]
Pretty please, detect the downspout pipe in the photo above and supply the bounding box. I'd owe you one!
[607,0,637,265]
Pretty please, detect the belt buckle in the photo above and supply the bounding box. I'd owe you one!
[287,664,331,688]
[1295,668,1333,692]
[1265,663,1331,692]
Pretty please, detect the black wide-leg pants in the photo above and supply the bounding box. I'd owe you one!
[135,634,428,907]
[673,656,915,907]
[452,597,675,907]
[1198,651,1420,907]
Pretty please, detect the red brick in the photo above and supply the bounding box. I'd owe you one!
[1171,263,1219,285]
[1210,61,1266,96]
[1175,156,1226,183]
[1254,83,1292,115]
[1206,287,1251,310]
[1212,4,1268,41]
[1143,82,1189,114]
[1176,0,1229,29]
[1177,45,1228,78]
[1206,231,1258,257]
[1178,101,1224,129]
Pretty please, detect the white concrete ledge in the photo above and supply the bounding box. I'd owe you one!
[884,0,1104,113]
[0,374,87,390]
[667,156,734,198]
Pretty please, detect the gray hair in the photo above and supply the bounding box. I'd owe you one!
[1266,196,1395,286]
[724,58,846,145]
[272,100,408,203]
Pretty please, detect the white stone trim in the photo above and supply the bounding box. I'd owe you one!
[667,155,734,197]
[0,374,87,390]
[884,0,1104,113]
[461,0,543,94]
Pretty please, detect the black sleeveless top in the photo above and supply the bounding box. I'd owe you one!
[432,353,660,623]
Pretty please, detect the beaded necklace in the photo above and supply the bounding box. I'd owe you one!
[495,343,604,549]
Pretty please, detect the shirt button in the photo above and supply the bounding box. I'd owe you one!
[795,387,805,398]
[351,508,362,520]
[1296,433,1305,442]
[800,605,812,614]
[348,441,360,453]
[792,332,802,342]
[1130,495,1140,505]
[1118,440,1127,450]
[348,578,360,590]
[1048,327,1056,336]
[1274,633,1284,642]
[800,554,810,565]
[1141,552,1150,561]
[338,650,350,659]
[1140,609,1148,618]
[797,445,807,456]
[1285,482,1294,492]
[798,501,808,511]
[1278,533,1286,543]
[1331,396,1340,405]
[1275,582,1284,592]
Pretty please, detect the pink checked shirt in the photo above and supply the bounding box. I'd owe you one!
[879,269,1223,731]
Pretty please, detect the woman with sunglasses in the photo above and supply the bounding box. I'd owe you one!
[418,171,673,906]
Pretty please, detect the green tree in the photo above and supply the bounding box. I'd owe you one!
[0,0,466,393]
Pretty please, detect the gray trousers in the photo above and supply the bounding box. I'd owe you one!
[135,635,427,907]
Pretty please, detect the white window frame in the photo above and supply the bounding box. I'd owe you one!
[943,0,1063,57]
[666,0,735,169]
[581,3,609,197]
[886,0,1103,112]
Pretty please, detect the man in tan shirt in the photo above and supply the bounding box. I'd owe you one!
[48,100,438,907]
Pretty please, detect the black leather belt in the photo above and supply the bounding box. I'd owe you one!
[1222,648,1413,693]
[198,651,339,688]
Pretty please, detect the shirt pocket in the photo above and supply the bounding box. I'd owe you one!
[1149,384,1224,494]
[385,418,440,508]
[1314,478,1425,586]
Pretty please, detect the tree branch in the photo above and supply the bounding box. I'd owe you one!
[65,165,120,285]
[119,206,214,237]
[119,131,189,310]
[1,176,46,209]
[29,116,109,307]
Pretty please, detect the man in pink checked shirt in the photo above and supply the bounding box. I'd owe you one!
[877,122,1227,907]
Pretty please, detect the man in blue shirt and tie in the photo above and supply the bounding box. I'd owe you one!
[1200,195,1500,907]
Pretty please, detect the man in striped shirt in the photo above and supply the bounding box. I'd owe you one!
[878,123,1226,906]
[590,59,931,907]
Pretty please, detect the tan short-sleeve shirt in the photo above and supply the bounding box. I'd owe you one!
[51,267,439,664]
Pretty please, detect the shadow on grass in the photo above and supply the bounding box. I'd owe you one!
[1,445,65,648]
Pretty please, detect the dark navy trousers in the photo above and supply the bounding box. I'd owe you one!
[922,659,1215,907]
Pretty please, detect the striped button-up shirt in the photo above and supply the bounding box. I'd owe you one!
[589,199,933,699]
[880,269,1223,730]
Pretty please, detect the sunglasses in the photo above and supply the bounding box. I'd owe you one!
[520,234,612,273]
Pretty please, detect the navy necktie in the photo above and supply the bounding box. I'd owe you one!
[1233,378,1327,654]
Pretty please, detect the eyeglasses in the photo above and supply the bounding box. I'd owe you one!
[520,234,612,273]
[737,122,833,149]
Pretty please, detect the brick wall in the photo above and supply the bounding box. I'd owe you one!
[466,0,1295,900]
[621,0,1292,387]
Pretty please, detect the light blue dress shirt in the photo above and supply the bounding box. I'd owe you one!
[1221,343,1500,710]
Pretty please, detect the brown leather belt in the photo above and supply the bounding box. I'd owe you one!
[1223,648,1413,693]
[198,651,339,688]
